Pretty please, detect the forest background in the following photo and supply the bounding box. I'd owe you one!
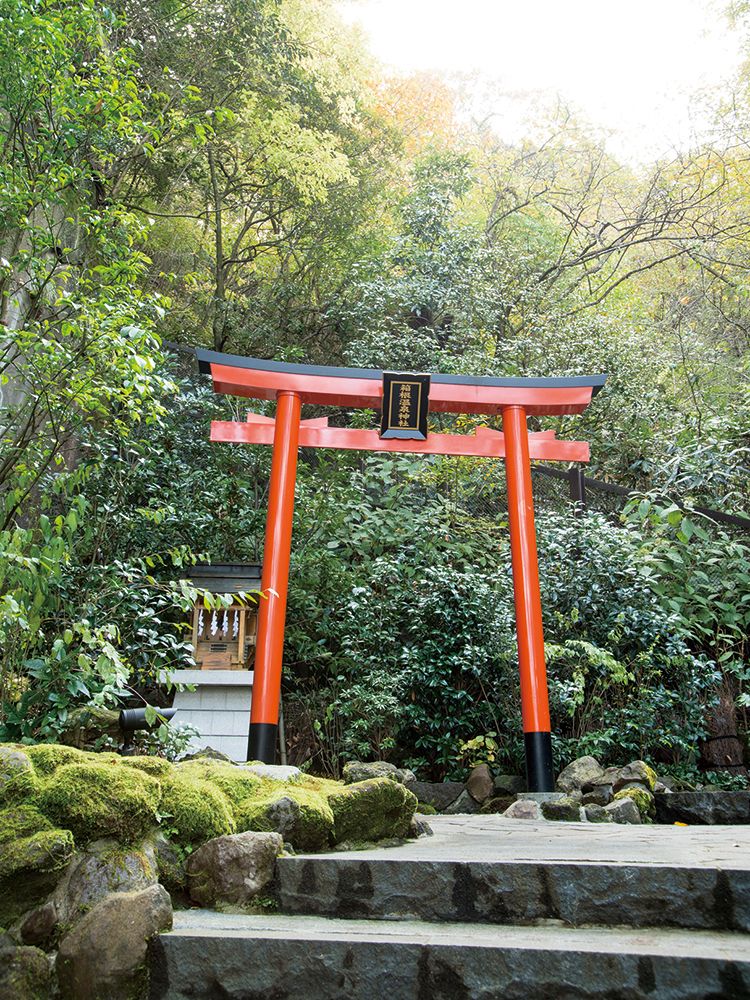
[1,0,749,783]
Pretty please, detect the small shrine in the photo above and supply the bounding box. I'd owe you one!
[188,563,260,670]
[170,563,262,761]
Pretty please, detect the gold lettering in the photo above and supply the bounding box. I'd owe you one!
[396,382,414,427]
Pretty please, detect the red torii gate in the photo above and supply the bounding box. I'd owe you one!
[197,349,607,791]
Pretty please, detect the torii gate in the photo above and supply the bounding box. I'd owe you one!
[197,348,606,791]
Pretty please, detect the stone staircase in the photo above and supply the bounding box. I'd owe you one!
[150,815,750,999]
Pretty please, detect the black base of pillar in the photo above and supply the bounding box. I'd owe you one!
[524,730,554,792]
[247,722,277,764]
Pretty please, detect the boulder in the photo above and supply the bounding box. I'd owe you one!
[612,760,657,793]
[53,838,157,928]
[584,804,613,823]
[328,778,416,843]
[186,831,282,907]
[444,789,481,815]
[342,761,414,786]
[603,797,641,824]
[541,796,583,822]
[556,756,604,793]
[151,833,187,895]
[17,901,57,948]
[654,790,750,825]
[38,762,161,845]
[243,763,302,783]
[581,784,614,807]
[503,799,542,820]
[493,774,525,796]
[236,792,333,852]
[57,884,172,1000]
[58,706,121,750]
[466,764,494,803]
[613,786,655,819]
[407,781,465,812]
[0,747,37,806]
[0,824,75,926]
[158,772,235,847]
[0,944,51,1000]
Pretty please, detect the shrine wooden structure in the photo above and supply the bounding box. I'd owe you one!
[197,348,607,791]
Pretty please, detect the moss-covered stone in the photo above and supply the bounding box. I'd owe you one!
[24,743,88,776]
[0,828,75,881]
[328,777,417,844]
[541,796,582,821]
[614,760,658,793]
[176,760,263,806]
[38,763,161,845]
[0,747,38,806]
[159,774,235,847]
[120,755,174,778]
[0,805,53,845]
[236,790,334,851]
[52,839,157,930]
[57,704,121,750]
[0,828,75,925]
[0,944,53,1000]
[149,833,188,895]
[613,786,655,818]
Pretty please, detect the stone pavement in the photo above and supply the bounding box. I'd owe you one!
[319,812,750,867]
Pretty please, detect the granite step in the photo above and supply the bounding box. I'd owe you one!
[151,910,750,1000]
[276,815,750,931]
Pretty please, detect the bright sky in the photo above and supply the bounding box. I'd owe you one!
[336,0,745,162]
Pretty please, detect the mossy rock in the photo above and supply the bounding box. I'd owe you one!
[57,705,121,749]
[149,833,188,895]
[613,786,655,818]
[328,777,417,844]
[0,747,39,806]
[38,762,161,845]
[121,755,174,778]
[24,743,88,776]
[236,790,334,851]
[0,828,75,925]
[0,944,53,1000]
[615,760,658,793]
[0,827,74,881]
[176,760,263,806]
[0,805,53,845]
[159,774,235,847]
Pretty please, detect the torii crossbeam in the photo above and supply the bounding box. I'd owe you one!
[197,349,607,791]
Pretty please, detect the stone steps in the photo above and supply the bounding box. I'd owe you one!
[151,910,750,1000]
[152,816,750,998]
[277,815,750,931]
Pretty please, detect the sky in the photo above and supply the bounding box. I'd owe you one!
[336,0,745,162]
